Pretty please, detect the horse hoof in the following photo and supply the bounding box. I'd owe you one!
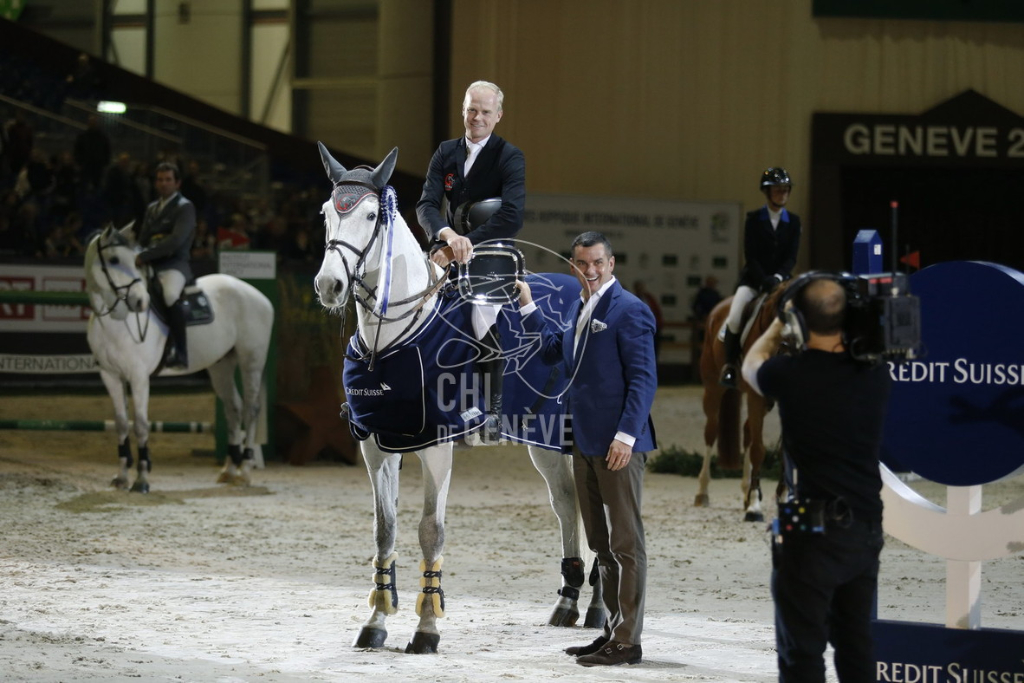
[111,476,129,490]
[744,511,765,523]
[353,627,388,649]
[694,493,710,507]
[548,606,580,627]
[405,631,440,654]
[130,481,150,494]
[217,472,250,487]
[584,607,607,630]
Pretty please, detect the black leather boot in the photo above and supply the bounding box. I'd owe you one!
[481,355,504,444]
[166,300,189,369]
[719,328,741,389]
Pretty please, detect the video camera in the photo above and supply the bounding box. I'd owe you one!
[779,271,921,365]
[840,272,920,364]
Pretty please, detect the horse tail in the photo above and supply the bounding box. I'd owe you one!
[717,388,742,470]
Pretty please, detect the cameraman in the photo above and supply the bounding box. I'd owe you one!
[741,276,891,683]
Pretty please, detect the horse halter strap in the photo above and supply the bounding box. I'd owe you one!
[94,238,143,317]
[324,179,388,312]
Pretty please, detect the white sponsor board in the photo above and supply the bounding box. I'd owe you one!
[218,251,277,279]
[0,354,99,374]
[0,265,89,333]
[516,193,741,364]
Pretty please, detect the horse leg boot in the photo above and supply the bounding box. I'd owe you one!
[130,445,151,494]
[166,299,189,369]
[113,439,133,490]
[217,444,252,486]
[354,552,398,648]
[583,558,608,630]
[406,556,444,654]
[549,557,585,626]
[719,328,741,389]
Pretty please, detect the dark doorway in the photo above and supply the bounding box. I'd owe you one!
[838,166,1024,273]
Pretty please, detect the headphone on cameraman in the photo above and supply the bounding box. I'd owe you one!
[775,271,852,351]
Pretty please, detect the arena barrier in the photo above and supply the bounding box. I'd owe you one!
[2,287,216,439]
[0,419,213,433]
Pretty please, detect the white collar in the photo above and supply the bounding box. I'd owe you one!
[580,276,616,304]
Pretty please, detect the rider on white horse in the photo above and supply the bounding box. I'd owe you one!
[135,161,196,369]
[415,80,526,442]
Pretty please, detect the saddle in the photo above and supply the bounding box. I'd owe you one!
[148,279,214,372]
[717,292,770,348]
[148,282,215,328]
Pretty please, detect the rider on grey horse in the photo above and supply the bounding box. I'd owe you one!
[135,161,196,369]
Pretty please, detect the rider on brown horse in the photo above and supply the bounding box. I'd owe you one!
[720,168,801,388]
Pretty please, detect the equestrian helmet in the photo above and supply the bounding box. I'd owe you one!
[760,167,792,192]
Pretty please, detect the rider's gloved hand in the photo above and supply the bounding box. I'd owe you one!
[761,274,782,294]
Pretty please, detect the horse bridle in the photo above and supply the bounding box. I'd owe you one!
[92,234,151,341]
[322,181,451,366]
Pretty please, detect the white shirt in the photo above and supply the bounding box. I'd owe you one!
[464,135,489,175]
[520,276,636,448]
[768,205,782,230]
[156,192,179,214]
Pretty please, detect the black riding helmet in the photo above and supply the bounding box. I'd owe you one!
[760,167,792,193]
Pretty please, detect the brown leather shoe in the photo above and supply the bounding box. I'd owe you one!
[563,635,608,657]
[576,641,642,667]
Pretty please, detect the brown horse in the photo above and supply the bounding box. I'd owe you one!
[696,283,788,521]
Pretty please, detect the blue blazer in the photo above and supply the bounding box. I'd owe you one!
[415,134,525,245]
[524,279,658,456]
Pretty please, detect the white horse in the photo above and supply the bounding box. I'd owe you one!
[313,144,602,654]
[84,224,274,492]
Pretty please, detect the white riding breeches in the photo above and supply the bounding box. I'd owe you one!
[472,302,500,340]
[157,269,186,307]
[725,285,758,334]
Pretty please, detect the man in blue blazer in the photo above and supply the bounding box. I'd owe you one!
[518,231,657,667]
[720,167,802,388]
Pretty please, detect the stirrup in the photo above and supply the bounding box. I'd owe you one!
[719,363,738,389]
[481,411,502,445]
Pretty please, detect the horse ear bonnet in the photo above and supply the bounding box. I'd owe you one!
[318,142,398,190]
[319,142,399,213]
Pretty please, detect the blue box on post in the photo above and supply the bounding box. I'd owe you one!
[853,229,883,275]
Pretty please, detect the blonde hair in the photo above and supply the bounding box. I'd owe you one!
[463,81,504,112]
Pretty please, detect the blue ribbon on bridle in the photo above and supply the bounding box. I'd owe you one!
[372,185,398,318]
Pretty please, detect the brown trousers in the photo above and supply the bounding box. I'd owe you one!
[573,448,647,645]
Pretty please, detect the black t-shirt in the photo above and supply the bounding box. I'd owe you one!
[758,350,892,524]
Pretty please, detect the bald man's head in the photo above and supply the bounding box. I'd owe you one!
[796,279,846,336]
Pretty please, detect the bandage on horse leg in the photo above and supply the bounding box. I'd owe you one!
[368,552,398,615]
[118,440,133,470]
[415,556,445,618]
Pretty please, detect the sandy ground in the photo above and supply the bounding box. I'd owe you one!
[1,386,1022,682]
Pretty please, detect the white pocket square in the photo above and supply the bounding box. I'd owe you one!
[590,319,607,333]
